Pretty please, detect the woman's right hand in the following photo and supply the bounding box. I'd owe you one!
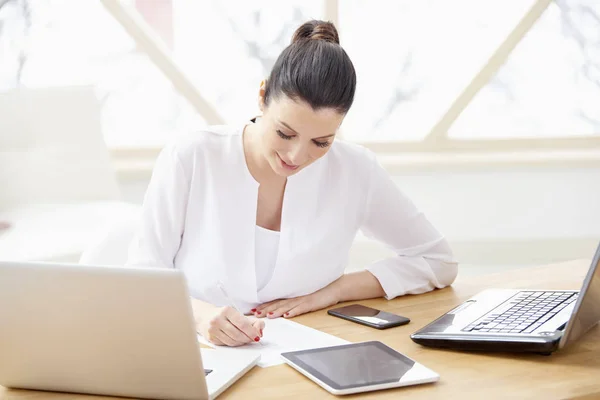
[198,306,265,347]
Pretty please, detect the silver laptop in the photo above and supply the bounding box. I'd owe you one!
[411,243,600,354]
[0,261,259,399]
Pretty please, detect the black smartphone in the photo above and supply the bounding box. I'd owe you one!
[327,304,410,329]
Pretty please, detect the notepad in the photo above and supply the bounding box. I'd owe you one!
[197,317,349,367]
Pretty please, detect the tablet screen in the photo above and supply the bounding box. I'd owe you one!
[283,341,416,390]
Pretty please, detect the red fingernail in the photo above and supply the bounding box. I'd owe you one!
[251,308,257,312]
[254,337,260,342]
[268,312,273,315]
[256,311,261,315]
[284,312,289,317]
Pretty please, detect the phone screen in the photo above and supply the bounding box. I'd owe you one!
[331,304,409,326]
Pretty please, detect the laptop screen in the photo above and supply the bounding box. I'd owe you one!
[561,243,600,347]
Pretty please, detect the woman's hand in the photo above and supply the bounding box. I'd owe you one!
[198,306,265,347]
[253,285,340,319]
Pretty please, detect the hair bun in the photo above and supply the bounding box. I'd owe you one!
[292,20,340,45]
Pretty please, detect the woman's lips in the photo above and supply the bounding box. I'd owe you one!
[278,154,299,170]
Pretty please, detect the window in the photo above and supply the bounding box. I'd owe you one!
[0,0,323,148]
[449,0,600,139]
[339,0,535,142]
[1,0,598,153]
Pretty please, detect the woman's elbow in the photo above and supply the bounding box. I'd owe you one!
[426,240,458,289]
[435,260,458,288]
[429,243,458,288]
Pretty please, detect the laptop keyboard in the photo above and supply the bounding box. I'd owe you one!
[462,291,578,334]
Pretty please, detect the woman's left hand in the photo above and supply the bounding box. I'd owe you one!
[253,285,340,319]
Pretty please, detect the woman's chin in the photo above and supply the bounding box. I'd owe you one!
[275,166,299,177]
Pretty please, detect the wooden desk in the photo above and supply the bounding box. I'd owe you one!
[2,260,599,399]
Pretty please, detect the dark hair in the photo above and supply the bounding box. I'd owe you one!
[263,20,356,114]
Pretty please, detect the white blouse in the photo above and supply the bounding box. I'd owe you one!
[255,226,280,292]
[126,123,458,313]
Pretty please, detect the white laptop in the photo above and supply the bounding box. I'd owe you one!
[0,261,259,400]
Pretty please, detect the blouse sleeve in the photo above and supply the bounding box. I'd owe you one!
[360,152,458,299]
[126,144,190,269]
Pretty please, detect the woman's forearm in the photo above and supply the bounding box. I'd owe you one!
[329,270,386,303]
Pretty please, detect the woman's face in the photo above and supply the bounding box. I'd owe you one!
[257,92,345,177]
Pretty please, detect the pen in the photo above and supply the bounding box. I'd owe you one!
[216,282,263,346]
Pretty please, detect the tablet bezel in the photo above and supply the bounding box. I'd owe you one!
[280,341,439,395]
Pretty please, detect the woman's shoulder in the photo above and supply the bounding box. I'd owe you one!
[162,124,242,161]
[328,139,378,169]
[321,140,380,186]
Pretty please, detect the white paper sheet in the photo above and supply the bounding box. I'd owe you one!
[197,317,349,367]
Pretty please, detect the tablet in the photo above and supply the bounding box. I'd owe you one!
[280,341,439,395]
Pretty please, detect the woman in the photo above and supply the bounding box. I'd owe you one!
[127,20,457,347]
